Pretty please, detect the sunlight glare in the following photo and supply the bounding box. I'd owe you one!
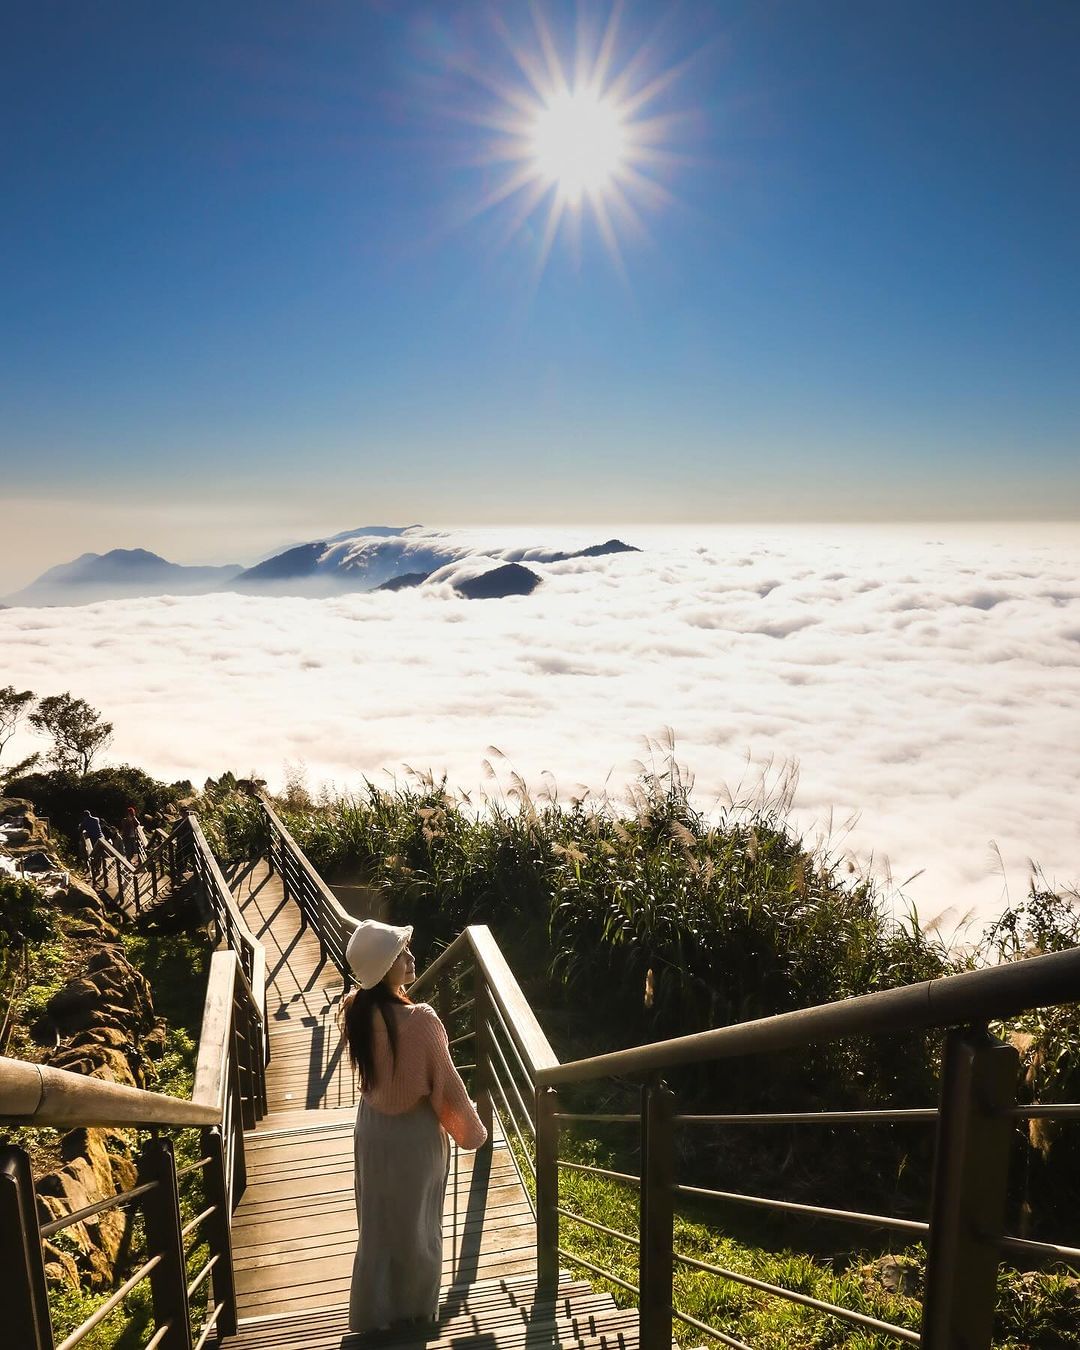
[531,89,627,206]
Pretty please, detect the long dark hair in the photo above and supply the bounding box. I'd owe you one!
[342,982,411,1088]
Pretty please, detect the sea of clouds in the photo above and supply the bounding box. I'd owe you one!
[2,523,1078,929]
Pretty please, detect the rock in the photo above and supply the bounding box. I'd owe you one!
[47,979,100,1026]
[17,850,59,873]
[455,563,541,599]
[36,1131,137,1288]
[56,874,105,913]
[67,1026,130,1050]
[860,1253,922,1297]
[0,796,35,819]
[141,1022,168,1060]
[49,1043,139,1088]
[68,906,120,939]
[41,1239,80,1288]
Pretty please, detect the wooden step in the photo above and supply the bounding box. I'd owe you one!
[212,1273,639,1350]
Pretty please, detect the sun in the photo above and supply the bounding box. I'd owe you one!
[453,4,694,281]
[530,88,628,207]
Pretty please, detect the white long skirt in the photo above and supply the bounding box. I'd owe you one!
[349,1096,451,1334]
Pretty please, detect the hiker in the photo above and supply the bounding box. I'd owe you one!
[119,805,148,863]
[342,920,487,1335]
[79,808,105,855]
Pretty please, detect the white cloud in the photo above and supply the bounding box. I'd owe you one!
[2,523,1078,926]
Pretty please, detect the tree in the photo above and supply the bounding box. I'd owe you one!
[0,685,40,781]
[29,693,113,775]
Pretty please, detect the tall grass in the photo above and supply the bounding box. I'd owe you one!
[198,749,1079,1338]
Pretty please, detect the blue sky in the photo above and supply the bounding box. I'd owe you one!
[2,0,1078,577]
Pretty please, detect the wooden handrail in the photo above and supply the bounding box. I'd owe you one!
[258,794,356,960]
[193,952,242,1116]
[0,1056,218,1129]
[537,941,1080,1088]
[411,926,558,1078]
[187,815,261,957]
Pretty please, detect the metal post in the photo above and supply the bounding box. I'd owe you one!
[235,1006,256,1132]
[639,1078,674,1350]
[139,1136,194,1350]
[921,1026,1018,1350]
[473,966,493,1143]
[201,1128,238,1338]
[0,1146,55,1350]
[535,1086,560,1290]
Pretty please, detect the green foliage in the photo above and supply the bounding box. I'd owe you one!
[4,765,190,842]
[192,758,1079,1347]
[0,875,55,952]
[0,683,35,767]
[121,929,210,1098]
[0,876,58,1027]
[29,692,114,774]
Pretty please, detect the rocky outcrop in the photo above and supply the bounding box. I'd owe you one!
[0,797,51,851]
[29,937,167,1289]
[35,947,157,1061]
[37,1127,138,1287]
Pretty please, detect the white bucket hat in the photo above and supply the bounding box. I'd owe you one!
[346,919,414,990]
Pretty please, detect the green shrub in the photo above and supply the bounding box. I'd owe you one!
[3,766,191,842]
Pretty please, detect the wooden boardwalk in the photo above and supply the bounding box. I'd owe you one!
[212,862,636,1350]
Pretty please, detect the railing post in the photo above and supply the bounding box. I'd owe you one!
[0,1146,55,1350]
[201,1127,238,1339]
[473,966,493,1143]
[228,1050,249,1199]
[639,1078,674,1350]
[139,1135,194,1350]
[235,1003,256,1132]
[535,1086,560,1290]
[921,1026,1018,1350]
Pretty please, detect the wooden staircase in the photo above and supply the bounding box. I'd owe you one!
[214,1272,637,1349]
[208,859,639,1350]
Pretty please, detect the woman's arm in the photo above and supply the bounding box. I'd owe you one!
[417,1005,488,1151]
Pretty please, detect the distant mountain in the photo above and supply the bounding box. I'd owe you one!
[249,525,418,564]
[235,542,327,586]
[4,549,243,608]
[4,528,642,608]
[374,572,430,593]
[502,538,641,564]
[454,564,541,599]
[238,529,642,597]
[234,529,467,595]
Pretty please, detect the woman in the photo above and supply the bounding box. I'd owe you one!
[342,919,487,1335]
[118,806,147,864]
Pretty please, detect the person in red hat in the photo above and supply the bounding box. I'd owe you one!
[342,919,487,1335]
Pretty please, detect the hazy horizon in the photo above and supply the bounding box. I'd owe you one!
[2,522,1077,930]
[3,508,1078,597]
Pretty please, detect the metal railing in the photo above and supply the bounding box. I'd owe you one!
[0,825,268,1350]
[86,819,193,917]
[260,795,355,982]
[410,924,1080,1350]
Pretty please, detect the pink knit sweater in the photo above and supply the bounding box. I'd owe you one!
[360,1001,487,1151]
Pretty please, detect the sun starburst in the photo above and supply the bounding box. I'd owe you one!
[457,4,695,282]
